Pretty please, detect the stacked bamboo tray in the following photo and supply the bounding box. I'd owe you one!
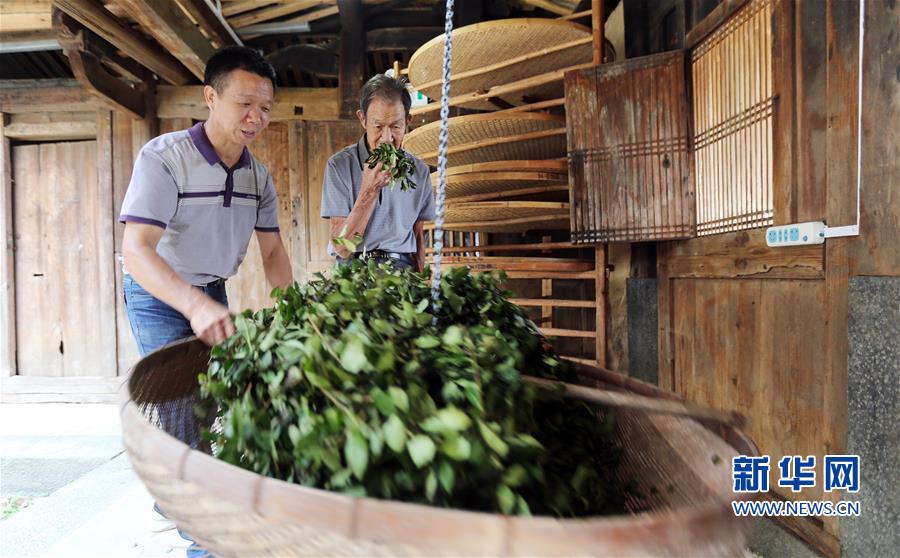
[402,18,606,365]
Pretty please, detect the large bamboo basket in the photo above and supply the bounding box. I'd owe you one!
[408,19,593,110]
[121,337,757,557]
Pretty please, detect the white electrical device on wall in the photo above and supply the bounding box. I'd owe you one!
[766,222,826,247]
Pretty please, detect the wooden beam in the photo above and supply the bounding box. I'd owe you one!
[156,85,339,121]
[0,2,53,33]
[512,298,597,308]
[591,0,603,64]
[4,117,96,141]
[0,114,15,377]
[114,0,216,80]
[267,44,338,78]
[0,79,98,113]
[366,27,442,52]
[53,10,145,118]
[338,0,364,118]
[54,0,193,85]
[521,0,572,16]
[177,0,242,48]
[230,0,323,28]
[540,327,596,339]
[80,30,152,84]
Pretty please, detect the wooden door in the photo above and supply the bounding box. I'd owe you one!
[13,140,117,377]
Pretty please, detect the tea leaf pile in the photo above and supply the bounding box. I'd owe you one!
[199,261,624,517]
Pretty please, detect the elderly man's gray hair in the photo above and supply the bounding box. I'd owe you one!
[359,74,412,117]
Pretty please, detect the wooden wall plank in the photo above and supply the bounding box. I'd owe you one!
[225,122,290,312]
[287,121,307,282]
[849,0,899,277]
[793,0,828,223]
[771,0,796,223]
[156,86,340,122]
[662,229,824,279]
[304,121,363,279]
[819,0,858,538]
[0,114,15,377]
[672,277,829,499]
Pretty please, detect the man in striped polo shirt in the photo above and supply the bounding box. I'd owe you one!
[119,45,292,558]
[321,74,436,272]
[120,46,292,356]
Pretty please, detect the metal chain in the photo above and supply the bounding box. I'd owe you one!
[431,0,454,320]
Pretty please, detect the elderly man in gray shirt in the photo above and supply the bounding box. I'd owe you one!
[321,74,435,271]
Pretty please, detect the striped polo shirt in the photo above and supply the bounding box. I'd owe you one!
[320,136,435,255]
[119,122,280,286]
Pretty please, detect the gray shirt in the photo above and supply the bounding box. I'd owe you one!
[320,136,435,255]
[119,122,280,285]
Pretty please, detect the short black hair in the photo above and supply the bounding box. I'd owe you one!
[204,46,277,93]
[359,74,411,117]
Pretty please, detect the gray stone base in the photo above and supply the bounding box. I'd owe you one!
[626,277,658,385]
[746,517,821,558]
[843,276,899,557]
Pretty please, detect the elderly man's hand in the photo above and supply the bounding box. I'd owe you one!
[361,163,392,193]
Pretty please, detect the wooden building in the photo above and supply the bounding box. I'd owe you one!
[0,0,897,556]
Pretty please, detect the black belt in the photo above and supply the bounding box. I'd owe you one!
[354,250,414,262]
[198,278,226,288]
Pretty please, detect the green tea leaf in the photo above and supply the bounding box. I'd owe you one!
[345,430,368,480]
[340,338,367,373]
[407,435,436,468]
[388,386,409,413]
[497,485,516,514]
[383,414,407,453]
[441,435,471,461]
[478,421,509,458]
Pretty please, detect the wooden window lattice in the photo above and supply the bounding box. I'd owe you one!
[693,0,775,235]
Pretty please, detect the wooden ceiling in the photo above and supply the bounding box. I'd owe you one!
[0,0,600,82]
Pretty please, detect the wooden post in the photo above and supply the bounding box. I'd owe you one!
[96,111,119,376]
[592,0,605,65]
[0,114,15,377]
[595,244,607,367]
[337,0,365,119]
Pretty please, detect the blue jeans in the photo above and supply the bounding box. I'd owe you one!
[124,274,223,557]
[123,274,228,356]
[123,274,228,449]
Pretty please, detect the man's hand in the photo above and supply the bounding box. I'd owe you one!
[361,163,392,193]
[186,292,235,346]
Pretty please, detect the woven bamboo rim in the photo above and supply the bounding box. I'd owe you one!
[434,256,594,272]
[408,19,592,110]
[404,113,566,166]
[444,201,569,222]
[444,159,568,176]
[121,338,757,557]
[431,167,567,201]
[427,214,570,233]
